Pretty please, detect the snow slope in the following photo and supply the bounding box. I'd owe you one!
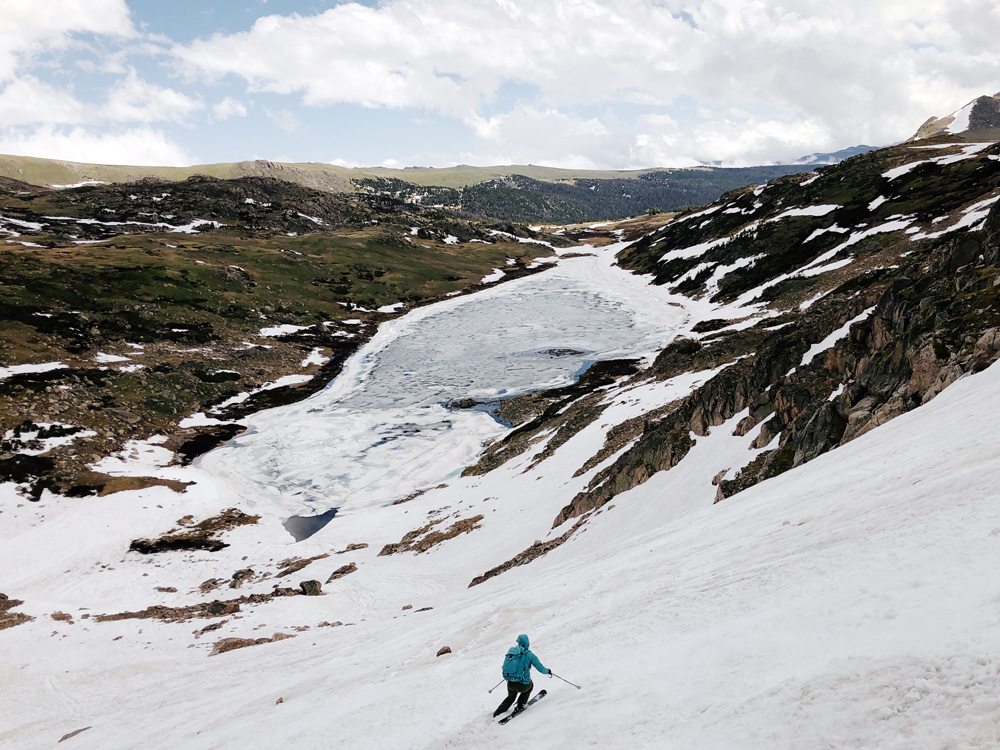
[4,355,1000,748]
[4,246,1000,748]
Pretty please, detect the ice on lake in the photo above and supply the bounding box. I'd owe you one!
[200,246,684,525]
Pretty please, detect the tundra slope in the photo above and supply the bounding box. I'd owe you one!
[0,174,557,496]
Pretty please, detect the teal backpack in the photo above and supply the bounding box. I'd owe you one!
[501,646,529,682]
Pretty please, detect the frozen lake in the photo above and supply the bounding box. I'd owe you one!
[199,243,685,524]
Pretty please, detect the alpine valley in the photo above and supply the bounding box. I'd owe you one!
[4,100,1000,750]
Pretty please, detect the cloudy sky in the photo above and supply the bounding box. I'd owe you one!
[1,0,998,169]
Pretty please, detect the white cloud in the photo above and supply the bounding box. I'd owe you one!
[1,0,998,169]
[211,96,247,120]
[465,106,617,168]
[0,1,202,166]
[0,125,196,166]
[0,71,202,130]
[0,0,135,81]
[0,77,85,126]
[101,71,203,123]
[687,118,835,167]
[265,107,301,133]
[170,0,1000,165]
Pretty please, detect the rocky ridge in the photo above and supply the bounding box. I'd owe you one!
[459,137,1000,535]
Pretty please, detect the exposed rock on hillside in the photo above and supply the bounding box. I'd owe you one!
[275,553,329,578]
[326,563,357,583]
[129,508,260,554]
[468,140,1000,532]
[458,358,640,475]
[379,514,484,556]
[96,586,307,623]
[469,518,588,587]
[210,632,295,657]
[0,593,33,630]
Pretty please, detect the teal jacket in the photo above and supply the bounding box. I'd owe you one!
[504,634,549,684]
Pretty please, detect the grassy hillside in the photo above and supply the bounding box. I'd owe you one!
[0,154,808,222]
[0,174,561,496]
[0,154,670,192]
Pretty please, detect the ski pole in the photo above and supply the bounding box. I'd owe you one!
[488,679,505,694]
[550,672,581,689]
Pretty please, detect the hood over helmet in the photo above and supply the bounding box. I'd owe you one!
[516,634,530,648]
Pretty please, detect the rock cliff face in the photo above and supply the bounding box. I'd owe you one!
[467,139,1000,529]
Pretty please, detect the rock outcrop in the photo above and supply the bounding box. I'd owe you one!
[210,632,295,657]
[0,593,33,630]
[379,515,484,556]
[468,140,1000,535]
[129,508,260,554]
[299,580,323,596]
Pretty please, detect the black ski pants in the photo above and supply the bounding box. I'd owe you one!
[494,680,533,716]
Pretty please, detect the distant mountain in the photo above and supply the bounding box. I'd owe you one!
[790,144,878,165]
[355,166,812,224]
[911,92,1000,141]
[0,153,815,223]
[0,154,668,194]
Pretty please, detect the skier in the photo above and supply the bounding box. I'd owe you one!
[493,634,551,717]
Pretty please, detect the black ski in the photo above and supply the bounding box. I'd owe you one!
[498,689,547,724]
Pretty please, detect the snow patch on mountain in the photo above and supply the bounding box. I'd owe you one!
[944,100,975,134]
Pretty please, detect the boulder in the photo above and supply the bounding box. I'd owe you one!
[205,600,241,617]
[299,580,323,596]
[229,568,254,589]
